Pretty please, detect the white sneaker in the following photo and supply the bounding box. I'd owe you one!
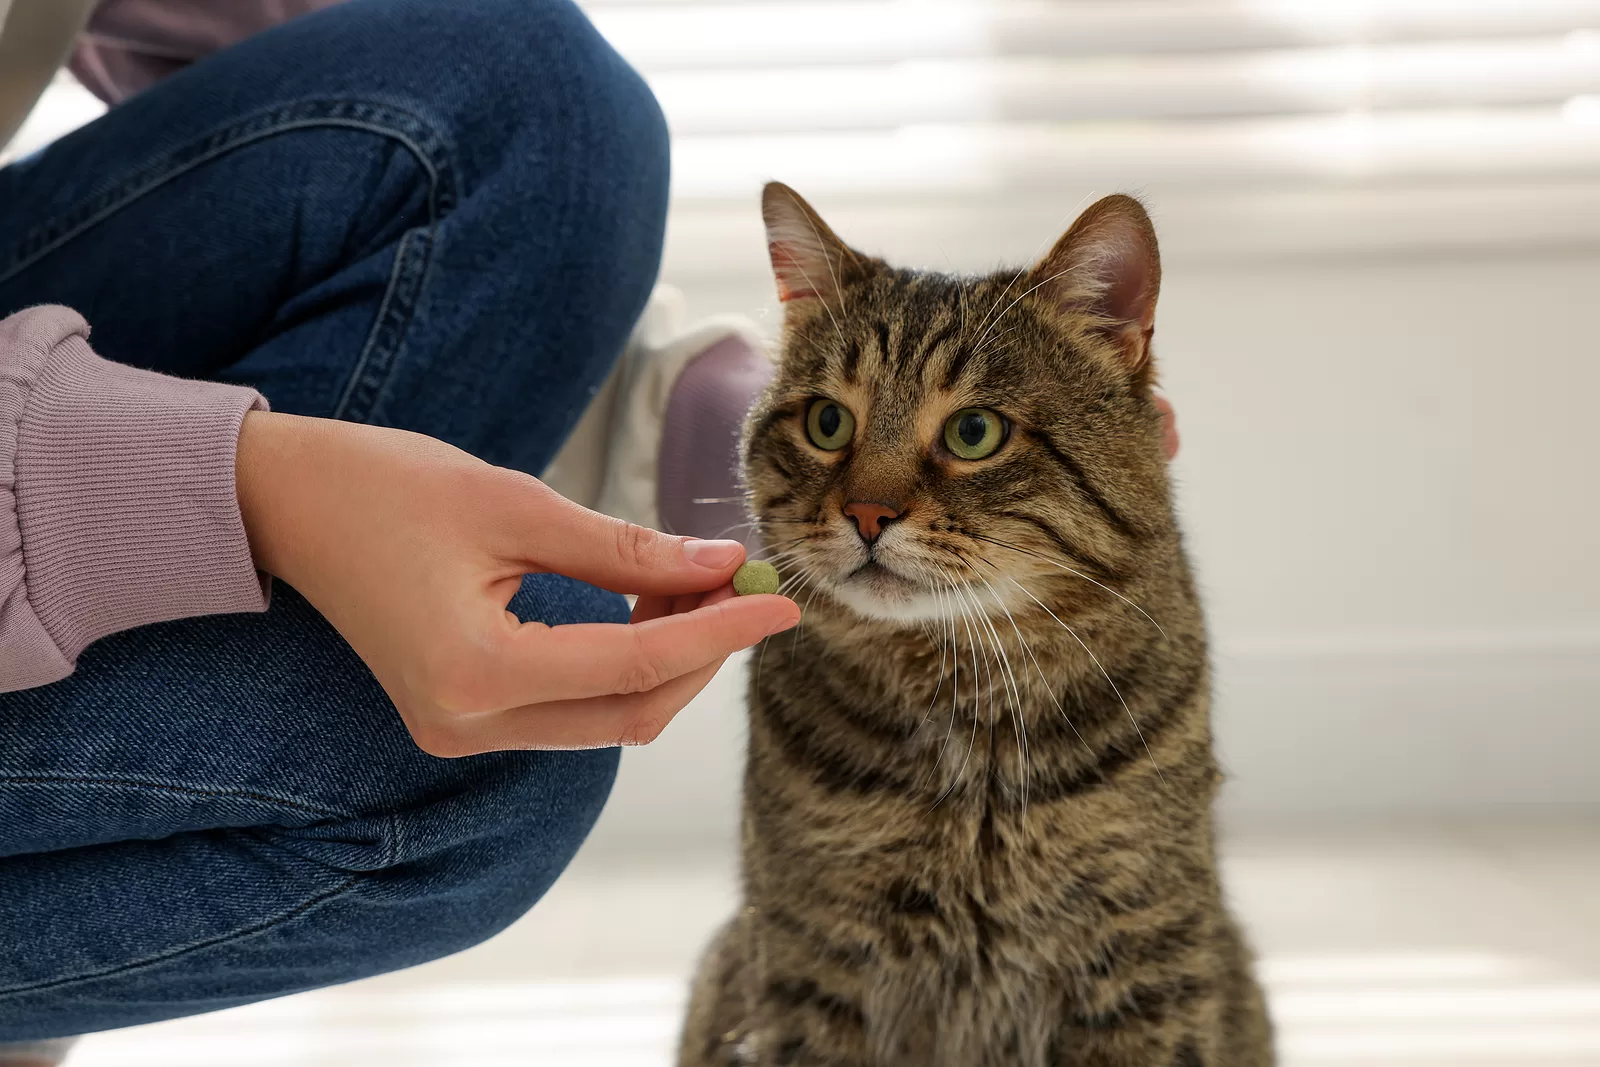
[0,1038,76,1066]
[543,284,772,545]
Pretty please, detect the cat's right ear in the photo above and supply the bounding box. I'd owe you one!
[761,182,869,307]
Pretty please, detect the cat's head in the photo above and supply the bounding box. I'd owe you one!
[743,183,1178,627]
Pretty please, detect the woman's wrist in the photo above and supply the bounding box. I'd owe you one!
[236,410,314,583]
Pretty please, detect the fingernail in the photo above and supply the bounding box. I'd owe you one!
[682,538,745,570]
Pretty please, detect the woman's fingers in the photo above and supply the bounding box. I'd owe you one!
[518,490,751,596]
[464,659,730,752]
[631,583,738,624]
[402,596,789,756]
[489,593,798,708]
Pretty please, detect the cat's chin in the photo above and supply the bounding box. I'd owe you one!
[827,566,951,626]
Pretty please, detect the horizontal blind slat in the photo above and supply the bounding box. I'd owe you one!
[648,40,1600,133]
[587,2,1600,69]
[669,109,1600,198]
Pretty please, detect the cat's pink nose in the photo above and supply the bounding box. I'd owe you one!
[843,501,902,542]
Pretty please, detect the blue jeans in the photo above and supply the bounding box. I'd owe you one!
[0,0,668,1042]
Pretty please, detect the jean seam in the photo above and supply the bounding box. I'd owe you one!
[330,223,436,424]
[0,773,354,820]
[0,872,364,999]
[0,98,459,287]
[384,811,402,869]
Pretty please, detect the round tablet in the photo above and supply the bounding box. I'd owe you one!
[732,560,781,596]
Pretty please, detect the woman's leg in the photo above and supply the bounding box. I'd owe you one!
[0,0,669,472]
[0,0,668,1041]
[0,579,624,1042]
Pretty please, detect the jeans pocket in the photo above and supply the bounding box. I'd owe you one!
[2,98,458,288]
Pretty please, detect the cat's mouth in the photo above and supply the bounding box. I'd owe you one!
[844,556,927,594]
[847,558,900,582]
[830,556,949,623]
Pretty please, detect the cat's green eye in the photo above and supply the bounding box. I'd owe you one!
[944,408,1006,460]
[805,398,856,451]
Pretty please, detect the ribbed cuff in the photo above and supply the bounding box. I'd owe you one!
[2,306,268,687]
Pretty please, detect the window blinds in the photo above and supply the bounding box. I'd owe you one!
[576,0,1600,279]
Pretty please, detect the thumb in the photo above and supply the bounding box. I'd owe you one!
[521,493,750,596]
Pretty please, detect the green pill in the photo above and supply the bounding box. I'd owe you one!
[732,560,780,596]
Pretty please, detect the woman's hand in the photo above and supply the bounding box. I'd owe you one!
[236,412,798,756]
[1153,387,1179,460]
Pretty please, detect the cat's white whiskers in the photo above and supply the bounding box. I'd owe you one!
[932,572,984,812]
[756,537,813,557]
[968,584,999,783]
[750,562,818,716]
[970,264,1086,358]
[966,191,1095,348]
[775,563,820,624]
[780,563,820,599]
[916,576,963,791]
[957,277,971,351]
[1007,575,1167,787]
[912,572,952,730]
[777,565,815,595]
[947,576,1004,797]
[968,324,1023,362]
[788,579,826,664]
[969,264,1029,350]
[977,575,1047,815]
[956,576,1030,815]
[932,576,964,783]
[713,517,814,544]
[972,564,1096,764]
[971,533,1167,640]
[761,545,815,569]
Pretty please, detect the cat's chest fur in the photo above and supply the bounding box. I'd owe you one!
[739,617,1212,1049]
[743,699,1176,967]
[732,596,1225,1052]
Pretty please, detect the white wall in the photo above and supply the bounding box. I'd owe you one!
[584,217,1600,859]
[17,76,1597,856]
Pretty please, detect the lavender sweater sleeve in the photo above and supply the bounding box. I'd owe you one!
[0,306,269,692]
[69,0,345,104]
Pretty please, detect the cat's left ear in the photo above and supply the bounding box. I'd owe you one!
[1029,194,1162,380]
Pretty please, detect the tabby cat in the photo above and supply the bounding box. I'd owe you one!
[678,184,1273,1067]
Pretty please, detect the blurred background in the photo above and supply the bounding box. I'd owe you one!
[14,1,1599,1064]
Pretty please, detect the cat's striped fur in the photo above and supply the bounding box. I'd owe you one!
[678,185,1273,1067]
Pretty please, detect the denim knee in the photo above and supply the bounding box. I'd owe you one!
[307,0,670,287]
[358,746,621,966]
[347,575,627,963]
[446,0,672,307]
[408,0,671,247]
[443,0,671,181]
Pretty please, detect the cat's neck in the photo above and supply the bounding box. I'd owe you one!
[746,557,1208,805]
[747,558,1211,818]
